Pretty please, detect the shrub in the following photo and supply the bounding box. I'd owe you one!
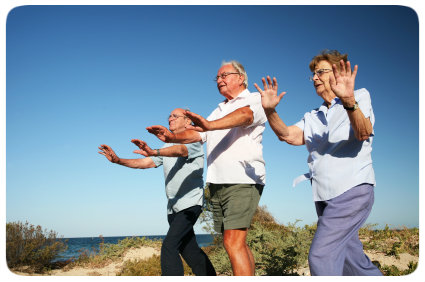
[248,207,315,275]
[380,261,418,276]
[117,255,162,276]
[359,224,419,257]
[203,205,316,275]
[117,254,194,276]
[6,221,67,273]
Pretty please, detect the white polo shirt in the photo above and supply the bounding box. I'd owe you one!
[199,89,267,185]
[294,88,376,201]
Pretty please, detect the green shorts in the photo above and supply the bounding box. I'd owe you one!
[207,183,264,233]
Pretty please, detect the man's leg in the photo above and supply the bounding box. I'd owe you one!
[161,211,185,276]
[209,183,263,276]
[177,206,216,276]
[223,228,254,276]
[161,206,216,276]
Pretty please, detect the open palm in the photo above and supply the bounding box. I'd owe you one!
[330,60,358,100]
[254,76,286,111]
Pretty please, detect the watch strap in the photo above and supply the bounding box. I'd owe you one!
[344,101,359,111]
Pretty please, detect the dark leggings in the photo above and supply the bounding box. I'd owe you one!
[161,205,216,276]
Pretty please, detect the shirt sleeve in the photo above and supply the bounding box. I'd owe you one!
[243,92,267,128]
[149,144,167,167]
[294,115,306,131]
[149,155,163,167]
[355,88,375,127]
[198,132,207,143]
[184,142,204,160]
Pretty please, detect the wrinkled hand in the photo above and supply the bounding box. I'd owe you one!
[131,139,155,157]
[98,144,120,163]
[329,60,358,105]
[146,125,175,143]
[184,111,212,132]
[254,76,286,111]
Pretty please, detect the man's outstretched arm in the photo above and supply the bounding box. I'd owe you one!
[131,139,188,157]
[98,144,156,169]
[184,106,253,132]
[146,126,202,144]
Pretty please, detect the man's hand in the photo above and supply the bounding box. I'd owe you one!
[184,111,213,132]
[329,60,358,107]
[146,125,175,143]
[131,139,155,157]
[254,76,286,112]
[98,144,120,163]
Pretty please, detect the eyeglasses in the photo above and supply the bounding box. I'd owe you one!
[214,72,240,82]
[168,114,186,120]
[309,69,332,81]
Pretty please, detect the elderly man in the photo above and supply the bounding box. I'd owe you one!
[98,108,216,276]
[254,50,382,276]
[147,61,267,276]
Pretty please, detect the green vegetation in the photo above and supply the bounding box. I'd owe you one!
[359,224,419,257]
[203,206,316,275]
[7,209,419,276]
[6,221,67,273]
[117,254,194,276]
[380,261,418,276]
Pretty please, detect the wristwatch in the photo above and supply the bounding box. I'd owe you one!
[343,102,359,111]
[156,149,160,156]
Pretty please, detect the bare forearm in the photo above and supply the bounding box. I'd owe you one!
[171,130,202,144]
[265,109,304,145]
[156,145,188,157]
[347,110,373,141]
[116,157,156,169]
[209,106,253,130]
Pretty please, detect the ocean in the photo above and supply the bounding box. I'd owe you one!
[54,234,214,262]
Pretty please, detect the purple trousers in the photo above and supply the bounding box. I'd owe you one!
[308,183,383,276]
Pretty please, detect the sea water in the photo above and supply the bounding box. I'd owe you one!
[54,234,214,262]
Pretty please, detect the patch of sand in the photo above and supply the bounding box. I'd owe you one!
[50,246,159,276]
[365,251,418,270]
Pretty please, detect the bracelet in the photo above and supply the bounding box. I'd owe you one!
[156,149,160,156]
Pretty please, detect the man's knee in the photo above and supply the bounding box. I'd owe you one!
[161,236,179,253]
[223,229,247,253]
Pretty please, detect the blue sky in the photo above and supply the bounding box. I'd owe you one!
[4,5,420,239]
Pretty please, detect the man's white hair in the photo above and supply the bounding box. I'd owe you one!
[221,60,248,88]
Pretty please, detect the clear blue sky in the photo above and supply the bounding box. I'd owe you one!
[5,5,419,238]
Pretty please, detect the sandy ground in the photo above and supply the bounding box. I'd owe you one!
[49,246,160,276]
[11,247,418,276]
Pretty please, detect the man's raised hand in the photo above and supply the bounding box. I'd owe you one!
[98,144,120,163]
[146,125,175,143]
[184,111,212,132]
[131,139,155,157]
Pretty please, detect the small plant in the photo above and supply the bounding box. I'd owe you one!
[379,261,418,276]
[6,221,67,273]
[117,255,162,276]
[117,254,194,276]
